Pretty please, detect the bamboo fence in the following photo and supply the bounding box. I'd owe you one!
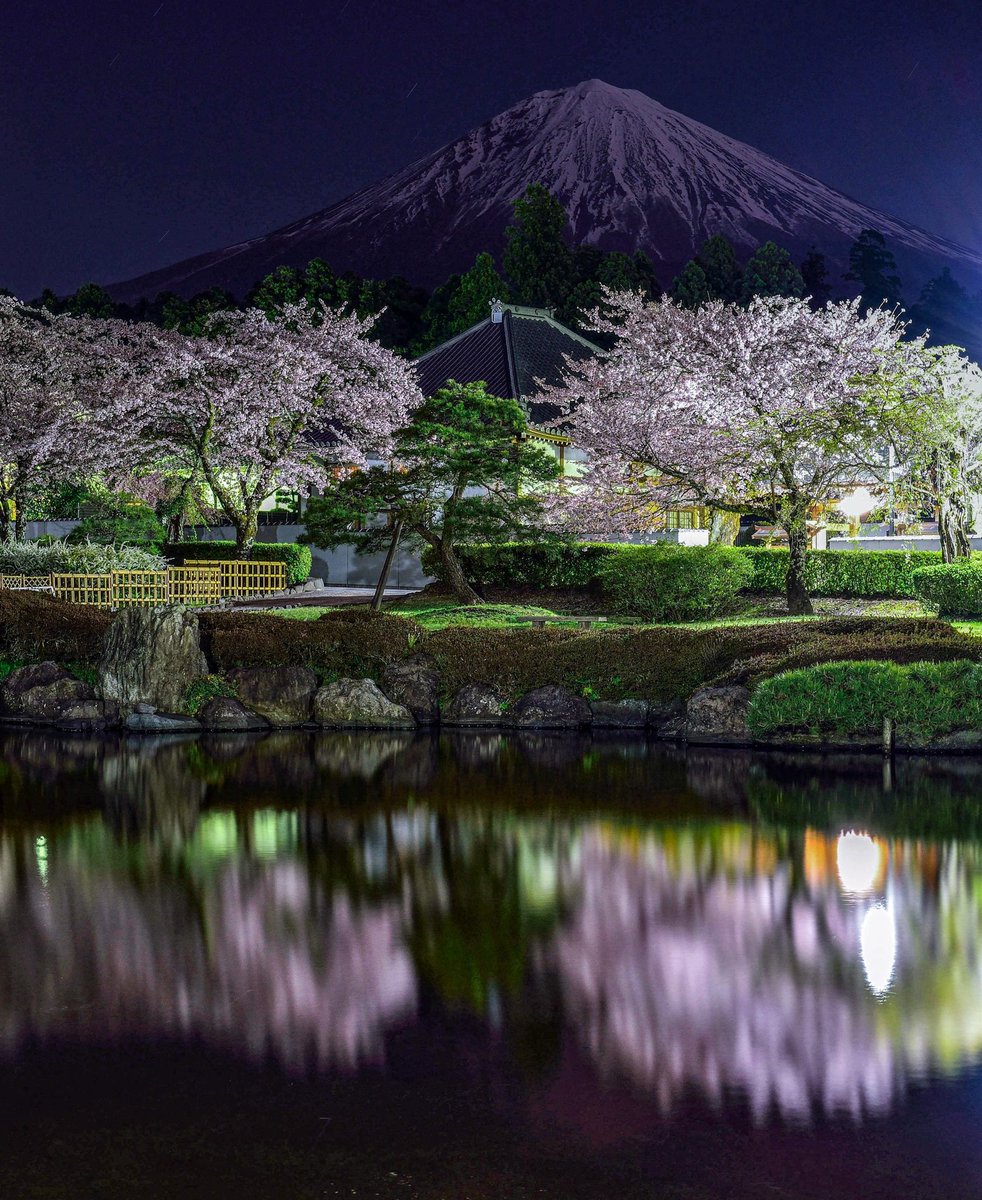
[0,560,286,609]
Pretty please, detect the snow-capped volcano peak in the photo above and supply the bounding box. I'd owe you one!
[109,79,982,302]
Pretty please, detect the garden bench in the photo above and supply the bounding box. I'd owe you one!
[526,615,608,630]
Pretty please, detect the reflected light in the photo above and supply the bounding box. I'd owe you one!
[837,832,882,895]
[861,904,897,997]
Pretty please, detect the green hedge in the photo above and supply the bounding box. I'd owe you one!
[739,547,944,598]
[748,659,982,742]
[912,560,982,617]
[597,543,752,621]
[426,542,946,600]
[165,541,312,586]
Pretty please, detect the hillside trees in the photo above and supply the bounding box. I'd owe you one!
[538,293,921,613]
[503,184,574,309]
[301,380,559,604]
[846,228,903,310]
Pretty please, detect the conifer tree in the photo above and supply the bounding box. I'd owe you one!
[696,235,743,303]
[446,253,509,334]
[503,184,574,308]
[740,242,804,302]
[670,260,711,309]
[845,228,903,310]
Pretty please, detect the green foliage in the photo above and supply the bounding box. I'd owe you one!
[748,659,982,742]
[0,539,166,575]
[559,248,659,329]
[164,540,312,585]
[913,560,982,616]
[670,260,711,309]
[503,183,574,308]
[421,540,621,589]
[301,381,558,602]
[740,547,946,598]
[800,248,831,306]
[66,491,166,549]
[431,542,947,602]
[740,241,804,302]
[696,235,743,303]
[445,253,508,335]
[185,674,237,715]
[597,543,753,621]
[845,227,903,309]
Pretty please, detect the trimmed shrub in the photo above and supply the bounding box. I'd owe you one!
[165,540,312,586]
[426,541,946,600]
[0,540,165,576]
[912,560,982,617]
[421,541,621,590]
[597,543,752,621]
[200,608,423,675]
[0,591,111,663]
[66,492,166,549]
[739,547,944,598]
[707,616,982,687]
[748,659,982,742]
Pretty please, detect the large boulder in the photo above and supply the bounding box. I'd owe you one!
[510,685,591,729]
[590,698,649,728]
[380,654,440,724]
[225,666,318,726]
[443,683,506,726]
[0,662,116,728]
[313,678,415,728]
[685,686,751,743]
[198,696,270,731]
[99,607,208,714]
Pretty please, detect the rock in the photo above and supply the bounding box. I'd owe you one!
[198,696,270,731]
[125,711,203,733]
[380,654,440,724]
[0,662,114,728]
[590,698,649,728]
[648,697,686,737]
[225,666,318,726]
[313,678,415,728]
[685,686,751,743]
[99,608,208,714]
[510,685,591,729]
[443,683,506,726]
[133,702,157,715]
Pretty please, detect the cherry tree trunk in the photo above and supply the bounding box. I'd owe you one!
[939,494,971,563]
[235,513,259,559]
[785,510,814,616]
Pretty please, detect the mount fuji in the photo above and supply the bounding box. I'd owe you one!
[109,79,982,302]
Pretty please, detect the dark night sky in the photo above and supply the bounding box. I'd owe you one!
[4,0,981,299]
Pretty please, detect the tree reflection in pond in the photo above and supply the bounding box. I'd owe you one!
[2,730,982,1132]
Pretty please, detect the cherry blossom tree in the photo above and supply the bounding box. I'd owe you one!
[539,293,921,613]
[0,297,155,541]
[141,303,421,556]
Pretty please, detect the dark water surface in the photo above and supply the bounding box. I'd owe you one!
[3,730,982,1198]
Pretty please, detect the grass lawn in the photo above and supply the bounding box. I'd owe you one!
[263,592,959,633]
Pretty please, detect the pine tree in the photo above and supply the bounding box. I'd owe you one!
[845,228,903,310]
[503,183,574,308]
[911,268,979,353]
[670,260,711,309]
[696,235,742,303]
[740,242,805,303]
[446,253,509,334]
[800,248,831,307]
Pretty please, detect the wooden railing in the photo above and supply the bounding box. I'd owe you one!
[0,560,286,609]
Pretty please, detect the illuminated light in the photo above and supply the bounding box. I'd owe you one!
[836,831,883,895]
[860,903,897,997]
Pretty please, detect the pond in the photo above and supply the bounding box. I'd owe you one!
[2,729,982,1198]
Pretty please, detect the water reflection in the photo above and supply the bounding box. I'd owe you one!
[2,730,982,1130]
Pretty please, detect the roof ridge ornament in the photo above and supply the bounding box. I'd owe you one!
[489,298,504,324]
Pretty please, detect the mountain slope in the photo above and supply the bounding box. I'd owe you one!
[109,79,982,302]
